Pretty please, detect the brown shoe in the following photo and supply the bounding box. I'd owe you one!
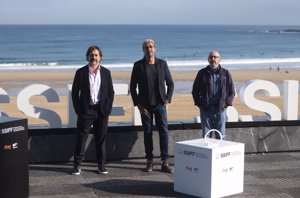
[145,159,153,172]
[161,159,173,173]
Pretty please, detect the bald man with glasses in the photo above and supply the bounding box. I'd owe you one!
[192,50,235,139]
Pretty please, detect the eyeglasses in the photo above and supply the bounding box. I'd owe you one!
[209,56,220,59]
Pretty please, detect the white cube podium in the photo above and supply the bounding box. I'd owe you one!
[174,137,244,198]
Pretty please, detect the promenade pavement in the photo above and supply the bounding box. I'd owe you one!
[29,152,300,198]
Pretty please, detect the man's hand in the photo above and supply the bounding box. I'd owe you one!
[164,100,169,106]
[138,104,149,116]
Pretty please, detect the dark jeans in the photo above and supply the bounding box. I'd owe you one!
[74,107,108,168]
[141,104,169,161]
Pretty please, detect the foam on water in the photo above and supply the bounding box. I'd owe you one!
[1,57,300,71]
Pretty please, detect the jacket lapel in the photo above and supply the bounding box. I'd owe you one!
[83,65,91,98]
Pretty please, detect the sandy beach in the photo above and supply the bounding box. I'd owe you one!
[1,68,300,126]
[1,67,299,84]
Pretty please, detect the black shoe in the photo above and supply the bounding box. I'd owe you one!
[71,165,81,175]
[98,167,108,174]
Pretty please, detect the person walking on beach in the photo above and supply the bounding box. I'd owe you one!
[192,50,235,139]
[71,45,114,175]
[130,39,174,173]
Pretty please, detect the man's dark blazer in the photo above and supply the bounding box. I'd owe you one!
[72,65,114,117]
[130,58,174,107]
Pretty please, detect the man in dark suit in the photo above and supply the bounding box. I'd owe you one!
[130,39,174,173]
[71,45,114,175]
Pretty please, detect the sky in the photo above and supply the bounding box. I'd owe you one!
[1,0,300,25]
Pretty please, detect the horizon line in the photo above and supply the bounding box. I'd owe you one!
[1,23,300,26]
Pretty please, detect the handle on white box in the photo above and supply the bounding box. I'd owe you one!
[204,129,223,147]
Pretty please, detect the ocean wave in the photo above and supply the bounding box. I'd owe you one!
[0,62,81,70]
[1,57,300,70]
[222,58,300,65]
[268,29,300,34]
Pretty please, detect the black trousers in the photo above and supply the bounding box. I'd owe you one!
[73,107,108,168]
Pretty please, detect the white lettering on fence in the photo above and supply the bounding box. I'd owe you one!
[0,80,299,128]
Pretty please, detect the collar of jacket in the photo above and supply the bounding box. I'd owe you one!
[205,65,224,74]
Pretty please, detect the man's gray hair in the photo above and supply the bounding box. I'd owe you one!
[142,39,156,49]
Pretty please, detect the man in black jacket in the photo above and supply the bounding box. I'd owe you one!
[130,39,174,173]
[71,45,114,175]
[192,50,235,139]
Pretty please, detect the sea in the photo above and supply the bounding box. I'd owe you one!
[1,24,300,71]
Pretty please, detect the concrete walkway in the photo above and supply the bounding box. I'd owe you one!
[29,152,300,198]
